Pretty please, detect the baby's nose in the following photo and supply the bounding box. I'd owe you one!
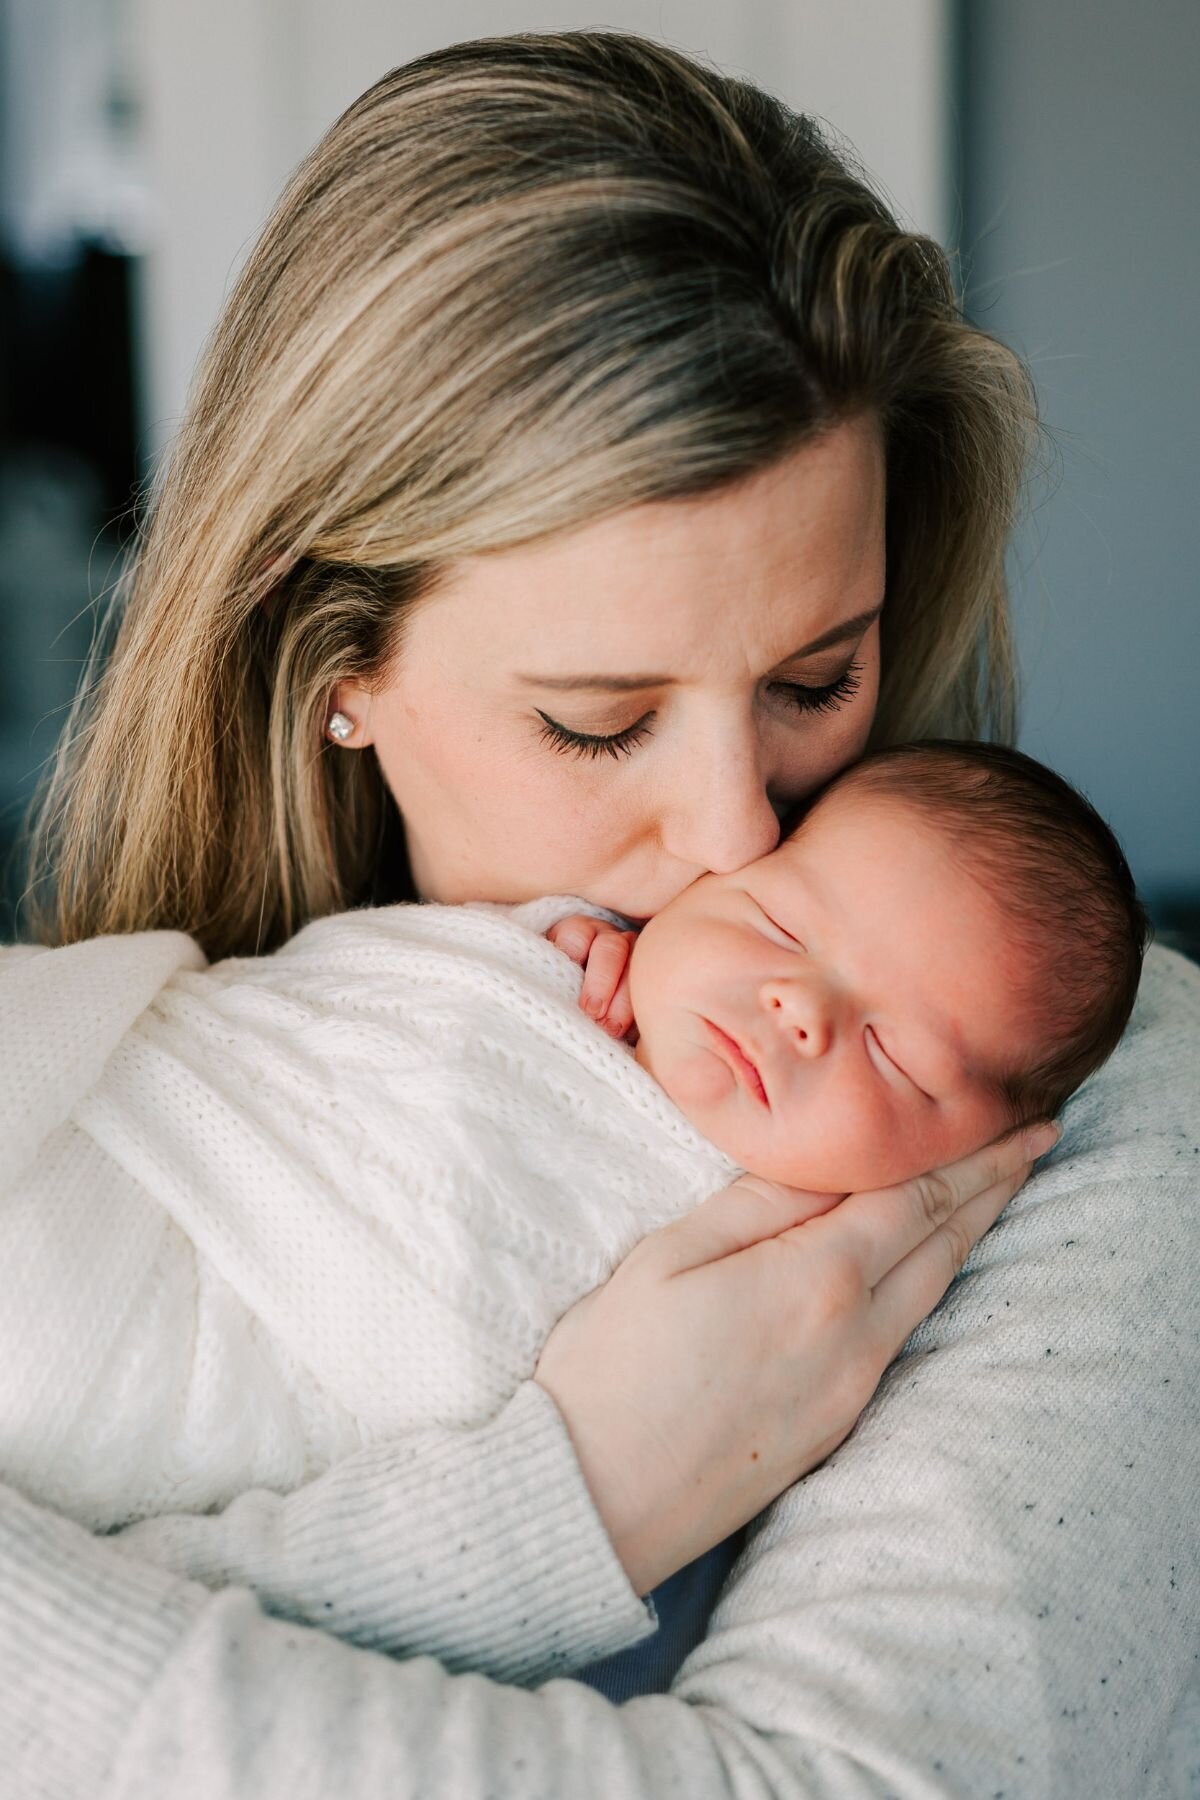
[759,978,833,1057]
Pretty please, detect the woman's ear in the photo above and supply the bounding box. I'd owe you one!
[328,680,375,747]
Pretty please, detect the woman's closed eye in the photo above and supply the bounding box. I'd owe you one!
[770,659,864,718]
[535,709,654,761]
[533,659,866,762]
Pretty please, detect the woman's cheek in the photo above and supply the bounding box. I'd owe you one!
[493,748,616,883]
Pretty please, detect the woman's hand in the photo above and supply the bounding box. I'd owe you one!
[535,1121,1059,1595]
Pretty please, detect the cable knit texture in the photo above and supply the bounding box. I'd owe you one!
[0,926,1196,1798]
[0,897,735,1531]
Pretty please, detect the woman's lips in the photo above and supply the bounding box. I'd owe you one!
[701,1018,770,1108]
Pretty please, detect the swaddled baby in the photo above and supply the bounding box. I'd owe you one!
[0,741,1147,1535]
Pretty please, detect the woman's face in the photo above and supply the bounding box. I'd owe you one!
[336,413,885,918]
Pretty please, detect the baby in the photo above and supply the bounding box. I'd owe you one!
[553,738,1149,1195]
[0,740,1147,1553]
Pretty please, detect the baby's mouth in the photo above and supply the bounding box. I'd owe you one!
[700,1018,770,1109]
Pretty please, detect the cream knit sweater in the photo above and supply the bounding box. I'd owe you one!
[0,929,1197,1799]
[0,896,735,1533]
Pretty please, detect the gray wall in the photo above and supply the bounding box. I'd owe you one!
[960,0,1200,904]
[131,0,950,457]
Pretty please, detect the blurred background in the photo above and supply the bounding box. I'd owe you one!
[0,0,1196,945]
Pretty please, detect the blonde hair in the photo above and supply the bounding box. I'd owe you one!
[19,30,1037,960]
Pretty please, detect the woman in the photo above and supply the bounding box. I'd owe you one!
[3,31,1196,1798]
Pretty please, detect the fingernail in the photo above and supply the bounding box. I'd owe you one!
[1024,1122,1062,1160]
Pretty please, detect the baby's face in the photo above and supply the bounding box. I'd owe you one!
[630,788,1037,1192]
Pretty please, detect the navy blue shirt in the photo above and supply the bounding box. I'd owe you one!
[575,1529,745,1702]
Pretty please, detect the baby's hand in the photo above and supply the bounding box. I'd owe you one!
[546,915,638,1041]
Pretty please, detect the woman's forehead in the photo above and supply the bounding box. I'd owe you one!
[408,418,886,680]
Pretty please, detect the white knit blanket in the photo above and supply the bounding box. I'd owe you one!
[0,899,736,1531]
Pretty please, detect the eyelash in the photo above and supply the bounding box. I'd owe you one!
[535,712,655,762]
[866,1026,931,1101]
[779,660,865,718]
[535,661,866,762]
[754,900,805,950]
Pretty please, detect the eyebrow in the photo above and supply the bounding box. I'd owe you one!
[514,603,884,692]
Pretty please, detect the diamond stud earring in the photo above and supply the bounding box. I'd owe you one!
[327,710,354,743]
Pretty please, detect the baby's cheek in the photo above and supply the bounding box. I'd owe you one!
[924,1096,1015,1174]
[757,1089,922,1193]
[656,1041,736,1112]
[858,1102,1003,1191]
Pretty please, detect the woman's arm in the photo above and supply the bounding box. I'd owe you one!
[108,1381,653,1686]
[109,1137,1038,1665]
[0,1481,750,1800]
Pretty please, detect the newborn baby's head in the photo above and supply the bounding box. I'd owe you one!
[630,741,1149,1193]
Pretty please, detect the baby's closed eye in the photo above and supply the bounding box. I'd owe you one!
[865,1025,935,1102]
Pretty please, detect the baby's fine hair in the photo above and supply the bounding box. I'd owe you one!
[806,740,1151,1125]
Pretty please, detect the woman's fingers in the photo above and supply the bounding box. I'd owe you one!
[815,1122,1060,1292]
[645,1174,847,1276]
[867,1166,1029,1357]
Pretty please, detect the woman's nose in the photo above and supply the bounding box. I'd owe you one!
[759,976,834,1057]
[658,739,781,877]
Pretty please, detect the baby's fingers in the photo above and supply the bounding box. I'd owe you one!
[580,930,636,1025]
[547,915,602,967]
[600,961,637,1040]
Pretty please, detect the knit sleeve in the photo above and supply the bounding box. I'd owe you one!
[105,1380,653,1687]
[0,1475,740,1800]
